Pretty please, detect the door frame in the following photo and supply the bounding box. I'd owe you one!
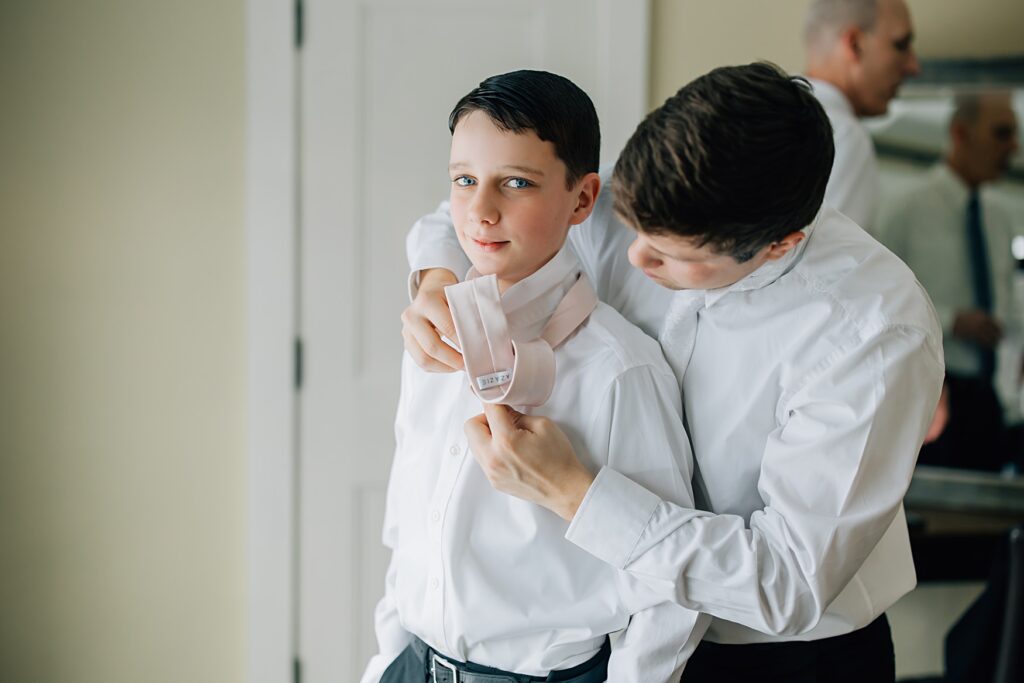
[246,0,297,681]
[244,1,651,681]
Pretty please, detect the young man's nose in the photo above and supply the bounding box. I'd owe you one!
[628,238,661,270]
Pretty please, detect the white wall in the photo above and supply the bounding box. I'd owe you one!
[0,2,246,682]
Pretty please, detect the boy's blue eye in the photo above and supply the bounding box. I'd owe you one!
[453,176,475,187]
[506,178,531,189]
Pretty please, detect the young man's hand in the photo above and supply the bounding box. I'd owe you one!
[923,383,949,445]
[400,268,464,372]
[464,403,596,521]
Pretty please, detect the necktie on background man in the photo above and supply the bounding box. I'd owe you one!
[966,191,996,380]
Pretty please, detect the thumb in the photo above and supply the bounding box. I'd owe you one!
[428,294,458,342]
[481,402,524,435]
[464,411,492,444]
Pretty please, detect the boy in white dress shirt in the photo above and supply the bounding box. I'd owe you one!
[360,71,704,683]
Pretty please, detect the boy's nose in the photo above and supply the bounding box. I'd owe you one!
[468,188,499,225]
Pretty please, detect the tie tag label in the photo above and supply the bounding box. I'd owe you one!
[476,370,512,390]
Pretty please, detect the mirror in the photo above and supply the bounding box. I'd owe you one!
[870,56,1024,583]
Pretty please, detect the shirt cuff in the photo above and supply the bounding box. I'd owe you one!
[407,251,469,302]
[565,467,662,569]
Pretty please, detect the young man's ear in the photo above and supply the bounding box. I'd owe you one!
[569,172,602,226]
[764,231,806,261]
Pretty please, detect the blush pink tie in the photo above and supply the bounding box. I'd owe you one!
[445,272,598,407]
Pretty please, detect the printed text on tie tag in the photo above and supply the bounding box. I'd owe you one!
[476,370,512,390]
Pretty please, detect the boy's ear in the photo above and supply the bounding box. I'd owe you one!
[764,231,806,261]
[568,172,602,226]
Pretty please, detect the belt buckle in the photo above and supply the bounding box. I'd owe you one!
[431,652,459,683]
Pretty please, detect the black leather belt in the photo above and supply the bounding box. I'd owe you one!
[409,637,610,683]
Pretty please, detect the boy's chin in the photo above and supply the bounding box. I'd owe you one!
[467,261,534,289]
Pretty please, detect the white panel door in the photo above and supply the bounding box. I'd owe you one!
[299,2,649,680]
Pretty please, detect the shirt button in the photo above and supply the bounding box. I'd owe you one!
[430,577,440,590]
[449,445,460,456]
[431,510,441,522]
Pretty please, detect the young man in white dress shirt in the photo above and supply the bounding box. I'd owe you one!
[362,70,704,683]
[401,63,944,682]
[803,0,921,232]
[878,92,1021,472]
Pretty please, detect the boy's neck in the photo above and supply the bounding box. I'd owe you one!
[492,247,565,295]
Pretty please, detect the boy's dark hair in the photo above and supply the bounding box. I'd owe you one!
[612,62,835,262]
[449,70,600,188]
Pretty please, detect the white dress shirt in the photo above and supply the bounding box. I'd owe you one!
[363,245,706,682]
[877,163,1022,419]
[810,78,880,233]
[406,169,945,644]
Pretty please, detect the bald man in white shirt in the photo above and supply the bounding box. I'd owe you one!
[401,63,943,682]
[803,0,921,232]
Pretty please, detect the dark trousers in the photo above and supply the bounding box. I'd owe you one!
[679,615,895,683]
[379,644,427,683]
[918,373,1007,472]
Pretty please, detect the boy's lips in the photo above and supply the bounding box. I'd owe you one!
[472,237,510,252]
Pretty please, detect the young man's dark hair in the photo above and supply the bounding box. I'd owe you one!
[449,69,601,188]
[613,62,835,262]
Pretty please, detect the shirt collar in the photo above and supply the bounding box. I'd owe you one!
[807,78,855,120]
[465,244,581,340]
[932,162,972,207]
[701,211,819,308]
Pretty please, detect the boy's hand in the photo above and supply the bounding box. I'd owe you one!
[401,268,464,372]
[465,403,596,521]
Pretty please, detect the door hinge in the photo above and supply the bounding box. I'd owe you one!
[294,0,304,48]
[294,337,304,390]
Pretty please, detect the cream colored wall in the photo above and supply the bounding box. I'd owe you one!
[650,0,805,107]
[0,2,246,682]
[650,0,1024,108]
